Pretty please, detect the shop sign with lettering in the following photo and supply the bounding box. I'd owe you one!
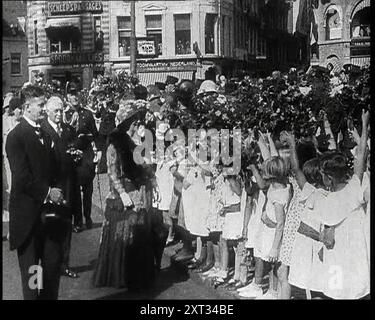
[137,40,156,57]
[137,60,197,72]
[50,52,104,65]
[49,1,103,15]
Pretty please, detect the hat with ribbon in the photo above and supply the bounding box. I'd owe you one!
[116,99,148,124]
[3,92,14,109]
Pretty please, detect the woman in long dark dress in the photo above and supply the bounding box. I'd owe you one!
[92,100,161,291]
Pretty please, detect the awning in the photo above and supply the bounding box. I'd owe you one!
[351,56,370,67]
[137,71,194,86]
[45,17,81,33]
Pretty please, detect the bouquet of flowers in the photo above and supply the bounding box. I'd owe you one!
[66,147,83,163]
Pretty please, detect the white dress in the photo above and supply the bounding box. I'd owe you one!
[315,175,370,299]
[288,183,329,292]
[221,178,244,240]
[361,172,370,271]
[182,165,210,237]
[254,184,291,261]
[205,173,225,232]
[245,187,266,249]
[154,160,174,211]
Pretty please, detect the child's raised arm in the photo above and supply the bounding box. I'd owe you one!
[249,163,268,190]
[354,110,370,183]
[284,132,307,190]
[323,112,337,150]
[267,132,279,157]
[257,132,271,161]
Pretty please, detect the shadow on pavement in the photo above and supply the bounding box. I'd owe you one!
[70,259,98,274]
[94,266,189,300]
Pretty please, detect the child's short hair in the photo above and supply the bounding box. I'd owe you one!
[303,157,323,188]
[262,156,290,183]
[320,151,350,183]
[296,140,317,169]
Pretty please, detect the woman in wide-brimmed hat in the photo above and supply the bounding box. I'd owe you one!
[93,98,162,291]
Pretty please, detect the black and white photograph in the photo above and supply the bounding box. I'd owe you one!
[2,0,371,303]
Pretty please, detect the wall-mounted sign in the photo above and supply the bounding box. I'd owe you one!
[137,60,197,72]
[50,52,104,65]
[48,1,103,15]
[137,39,156,57]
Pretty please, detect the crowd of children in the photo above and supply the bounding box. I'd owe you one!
[152,109,370,300]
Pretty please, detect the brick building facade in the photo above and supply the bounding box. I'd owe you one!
[311,0,370,71]
[26,0,304,89]
[2,1,29,93]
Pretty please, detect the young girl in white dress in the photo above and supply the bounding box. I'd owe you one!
[213,172,245,286]
[285,133,329,297]
[240,157,292,299]
[314,111,370,299]
[154,149,176,244]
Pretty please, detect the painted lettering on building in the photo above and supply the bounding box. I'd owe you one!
[137,60,198,72]
[48,1,103,15]
[50,52,104,65]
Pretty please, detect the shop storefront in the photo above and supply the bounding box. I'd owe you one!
[27,0,109,88]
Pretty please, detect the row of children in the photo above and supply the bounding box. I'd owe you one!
[152,110,370,299]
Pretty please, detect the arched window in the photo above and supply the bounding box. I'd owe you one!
[325,7,342,40]
[351,6,370,38]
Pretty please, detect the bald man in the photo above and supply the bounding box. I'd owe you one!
[41,96,79,279]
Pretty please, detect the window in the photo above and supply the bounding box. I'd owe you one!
[257,37,266,57]
[94,16,104,51]
[11,53,21,75]
[50,37,80,53]
[325,8,342,40]
[351,7,370,38]
[118,16,131,57]
[94,16,101,34]
[205,14,216,54]
[174,14,191,55]
[146,15,162,55]
[34,20,38,55]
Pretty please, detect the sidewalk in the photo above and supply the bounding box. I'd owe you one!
[169,247,308,300]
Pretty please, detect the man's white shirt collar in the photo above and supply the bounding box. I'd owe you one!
[23,116,39,128]
[48,118,59,133]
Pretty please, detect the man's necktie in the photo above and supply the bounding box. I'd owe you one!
[35,125,44,144]
[56,124,62,137]
[34,125,41,138]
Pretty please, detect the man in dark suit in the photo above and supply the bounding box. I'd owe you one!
[41,96,79,279]
[65,82,100,232]
[5,85,66,300]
